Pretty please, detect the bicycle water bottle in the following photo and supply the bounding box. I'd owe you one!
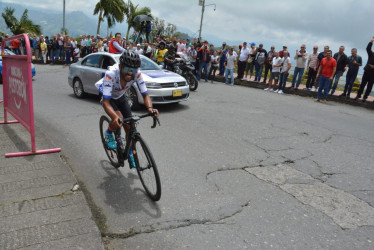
[129,146,136,168]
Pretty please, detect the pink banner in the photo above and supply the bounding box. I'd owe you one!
[1,34,61,157]
[3,52,32,131]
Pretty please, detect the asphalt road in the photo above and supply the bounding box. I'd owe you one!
[12,65,374,249]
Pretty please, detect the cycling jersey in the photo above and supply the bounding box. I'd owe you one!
[95,64,148,100]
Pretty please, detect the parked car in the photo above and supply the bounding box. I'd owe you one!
[0,49,36,84]
[68,52,189,109]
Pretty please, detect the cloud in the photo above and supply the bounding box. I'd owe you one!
[2,0,372,58]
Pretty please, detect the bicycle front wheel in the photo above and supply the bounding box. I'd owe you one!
[133,134,161,201]
[99,115,121,168]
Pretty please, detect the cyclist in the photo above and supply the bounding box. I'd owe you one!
[95,51,159,151]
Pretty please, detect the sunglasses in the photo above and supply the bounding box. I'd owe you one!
[122,67,137,75]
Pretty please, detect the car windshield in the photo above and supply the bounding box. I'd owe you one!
[0,49,16,60]
[140,57,161,71]
[112,54,161,71]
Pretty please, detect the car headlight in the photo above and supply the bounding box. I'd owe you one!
[146,82,162,89]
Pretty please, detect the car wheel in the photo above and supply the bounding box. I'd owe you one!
[128,87,141,110]
[73,78,86,98]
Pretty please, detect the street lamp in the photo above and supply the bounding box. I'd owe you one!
[198,0,216,40]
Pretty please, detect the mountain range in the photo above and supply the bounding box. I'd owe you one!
[0,2,234,47]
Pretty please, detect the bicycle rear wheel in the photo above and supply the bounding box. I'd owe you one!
[99,115,121,168]
[133,134,161,201]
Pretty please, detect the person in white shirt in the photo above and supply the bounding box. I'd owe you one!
[292,44,308,89]
[225,48,237,85]
[208,51,220,83]
[134,44,143,55]
[238,42,251,80]
[277,51,292,94]
[73,45,80,63]
[176,40,185,53]
[265,52,282,92]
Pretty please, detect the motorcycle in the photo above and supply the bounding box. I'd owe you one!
[164,53,198,91]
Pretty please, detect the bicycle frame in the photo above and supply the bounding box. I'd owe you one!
[114,113,159,161]
[114,117,139,161]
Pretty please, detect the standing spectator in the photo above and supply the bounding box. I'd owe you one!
[208,51,219,83]
[279,45,289,58]
[50,36,59,64]
[197,40,211,82]
[134,44,143,55]
[86,35,92,55]
[305,46,319,91]
[132,31,138,43]
[45,36,51,62]
[97,38,104,52]
[354,37,374,103]
[31,34,39,60]
[330,46,348,95]
[340,48,362,99]
[277,51,292,94]
[40,37,47,64]
[145,21,152,43]
[254,44,267,82]
[64,36,72,65]
[292,44,308,89]
[57,33,64,61]
[237,42,250,80]
[108,33,126,54]
[244,42,256,81]
[176,39,185,53]
[81,35,87,57]
[10,38,21,55]
[315,50,337,103]
[73,45,80,63]
[143,43,152,58]
[225,47,237,85]
[219,42,228,76]
[188,44,198,75]
[265,52,282,92]
[314,45,330,92]
[263,45,276,83]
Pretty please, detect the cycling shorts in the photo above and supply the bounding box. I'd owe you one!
[107,94,132,119]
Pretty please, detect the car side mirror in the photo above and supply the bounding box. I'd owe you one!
[159,64,164,69]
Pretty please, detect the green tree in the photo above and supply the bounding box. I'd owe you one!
[164,23,177,38]
[94,0,126,36]
[123,0,151,42]
[1,7,41,35]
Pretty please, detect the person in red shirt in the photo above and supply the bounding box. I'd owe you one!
[315,50,336,103]
[10,39,21,55]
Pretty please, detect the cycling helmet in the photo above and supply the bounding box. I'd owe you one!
[119,51,141,68]
[159,41,166,47]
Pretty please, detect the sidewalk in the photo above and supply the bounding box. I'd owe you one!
[213,73,374,109]
[0,112,104,249]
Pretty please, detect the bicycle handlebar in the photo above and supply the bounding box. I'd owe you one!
[118,111,160,129]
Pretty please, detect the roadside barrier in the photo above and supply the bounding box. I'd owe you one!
[0,34,61,157]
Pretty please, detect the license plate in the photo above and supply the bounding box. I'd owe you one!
[173,90,182,97]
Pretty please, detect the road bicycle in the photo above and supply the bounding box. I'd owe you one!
[99,112,161,201]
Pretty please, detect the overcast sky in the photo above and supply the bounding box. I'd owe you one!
[2,0,373,59]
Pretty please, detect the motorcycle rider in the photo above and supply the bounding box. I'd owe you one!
[155,41,168,67]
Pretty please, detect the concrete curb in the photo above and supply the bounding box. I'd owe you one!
[0,115,104,249]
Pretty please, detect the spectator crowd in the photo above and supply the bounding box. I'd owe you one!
[1,32,373,103]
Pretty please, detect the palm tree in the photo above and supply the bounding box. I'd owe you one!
[124,0,151,42]
[94,0,126,36]
[1,7,41,35]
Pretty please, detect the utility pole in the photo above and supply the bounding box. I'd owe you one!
[198,0,205,40]
[63,0,66,33]
[198,0,216,40]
